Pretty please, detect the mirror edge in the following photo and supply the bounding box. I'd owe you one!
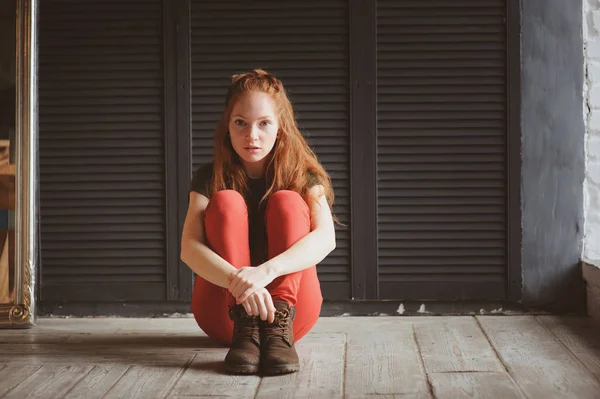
[0,0,37,328]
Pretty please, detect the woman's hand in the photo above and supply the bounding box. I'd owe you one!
[228,265,277,304]
[240,288,276,323]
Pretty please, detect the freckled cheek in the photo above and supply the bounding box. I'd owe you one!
[229,124,243,135]
[265,125,278,137]
[229,128,247,146]
[228,132,244,150]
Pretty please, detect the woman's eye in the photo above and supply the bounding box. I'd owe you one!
[260,120,271,126]
[234,119,245,126]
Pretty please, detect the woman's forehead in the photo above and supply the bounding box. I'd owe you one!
[231,92,277,118]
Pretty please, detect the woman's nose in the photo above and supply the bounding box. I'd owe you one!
[247,125,260,140]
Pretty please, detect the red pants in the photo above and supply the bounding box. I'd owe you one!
[191,190,323,346]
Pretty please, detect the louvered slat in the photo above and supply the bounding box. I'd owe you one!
[377,0,507,300]
[191,0,351,293]
[39,0,167,301]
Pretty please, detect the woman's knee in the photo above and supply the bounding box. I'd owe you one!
[266,190,309,222]
[206,190,247,221]
[267,190,304,207]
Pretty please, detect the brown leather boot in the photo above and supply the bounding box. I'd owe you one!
[260,301,300,375]
[224,304,260,374]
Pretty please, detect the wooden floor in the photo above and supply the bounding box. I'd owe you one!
[1,316,600,398]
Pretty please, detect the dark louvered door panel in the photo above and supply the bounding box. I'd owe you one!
[377,0,508,300]
[39,0,167,301]
[191,0,351,299]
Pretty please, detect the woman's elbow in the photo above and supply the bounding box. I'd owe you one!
[329,241,336,254]
[180,249,188,264]
[328,232,337,253]
[180,240,191,264]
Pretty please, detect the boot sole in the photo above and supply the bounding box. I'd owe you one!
[261,364,300,375]
[224,364,260,375]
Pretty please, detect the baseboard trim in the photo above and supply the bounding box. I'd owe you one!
[35,300,542,318]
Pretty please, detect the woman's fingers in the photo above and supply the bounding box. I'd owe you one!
[233,276,256,300]
[248,295,259,316]
[228,267,250,297]
[230,276,248,298]
[228,268,240,284]
[229,266,273,303]
[242,300,252,316]
[257,294,268,321]
[240,289,275,322]
[232,282,250,301]
[255,290,275,323]
[237,286,261,304]
[264,292,276,323]
[241,295,258,317]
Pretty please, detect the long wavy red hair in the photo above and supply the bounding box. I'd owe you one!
[209,69,335,210]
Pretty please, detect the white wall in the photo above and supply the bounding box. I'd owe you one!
[584,0,600,266]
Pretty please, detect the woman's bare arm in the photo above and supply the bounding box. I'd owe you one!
[262,184,337,277]
[180,192,238,288]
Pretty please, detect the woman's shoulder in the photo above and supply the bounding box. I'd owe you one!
[194,162,214,176]
[189,162,214,197]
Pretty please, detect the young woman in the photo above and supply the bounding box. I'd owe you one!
[180,69,337,375]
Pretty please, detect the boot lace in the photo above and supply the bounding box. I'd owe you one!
[234,314,259,343]
[263,309,290,342]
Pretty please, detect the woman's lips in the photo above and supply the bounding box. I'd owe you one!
[245,147,261,153]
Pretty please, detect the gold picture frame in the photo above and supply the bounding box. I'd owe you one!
[0,0,37,328]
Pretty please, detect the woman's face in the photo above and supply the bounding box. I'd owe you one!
[228,91,279,178]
